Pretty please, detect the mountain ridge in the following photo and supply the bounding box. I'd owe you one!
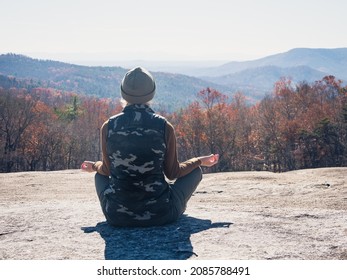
[193,48,347,78]
[0,53,234,111]
[190,48,347,95]
[202,64,328,97]
[1,48,346,108]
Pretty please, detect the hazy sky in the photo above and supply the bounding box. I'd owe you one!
[1,0,346,63]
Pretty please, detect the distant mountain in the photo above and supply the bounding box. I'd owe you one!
[0,54,234,111]
[0,53,125,96]
[202,65,328,98]
[194,48,347,79]
[184,48,347,96]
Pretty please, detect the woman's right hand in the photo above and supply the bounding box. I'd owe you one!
[198,154,219,167]
[81,160,96,172]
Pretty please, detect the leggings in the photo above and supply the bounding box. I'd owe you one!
[94,167,203,223]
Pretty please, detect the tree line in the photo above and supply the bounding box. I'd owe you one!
[170,76,347,172]
[1,75,346,173]
[0,87,122,172]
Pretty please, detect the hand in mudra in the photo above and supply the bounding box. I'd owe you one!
[198,154,219,167]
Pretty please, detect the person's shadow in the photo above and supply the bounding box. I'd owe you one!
[81,215,232,260]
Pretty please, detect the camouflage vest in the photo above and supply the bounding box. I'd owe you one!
[104,104,174,226]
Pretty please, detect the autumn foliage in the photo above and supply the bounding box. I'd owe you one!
[1,75,347,173]
[0,88,122,172]
[171,77,347,172]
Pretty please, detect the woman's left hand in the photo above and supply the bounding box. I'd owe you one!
[198,154,219,167]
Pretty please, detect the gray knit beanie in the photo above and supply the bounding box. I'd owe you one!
[120,67,156,104]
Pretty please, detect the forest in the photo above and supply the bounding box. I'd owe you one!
[0,75,346,173]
